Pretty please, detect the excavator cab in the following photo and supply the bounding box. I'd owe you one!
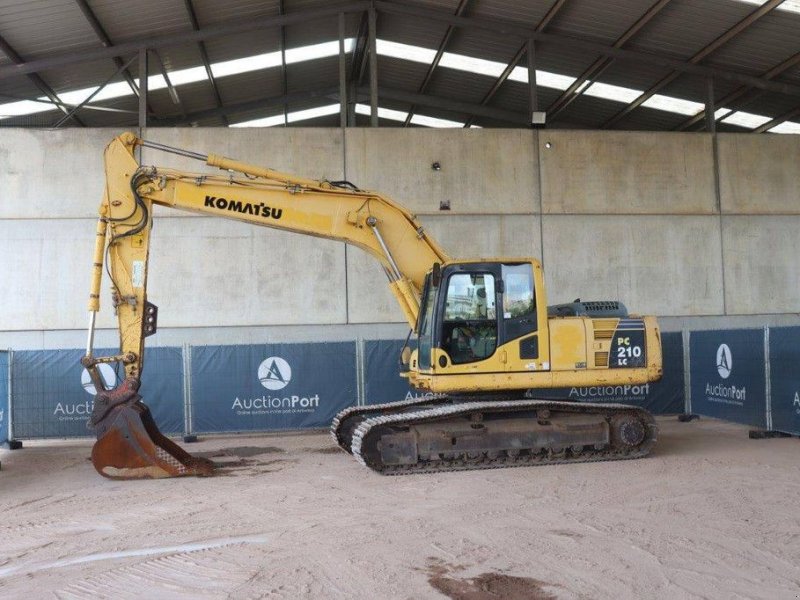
[412,260,542,376]
[406,259,661,395]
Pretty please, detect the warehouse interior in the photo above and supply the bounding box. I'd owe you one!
[1,1,799,598]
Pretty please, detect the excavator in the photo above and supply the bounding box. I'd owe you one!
[83,132,662,479]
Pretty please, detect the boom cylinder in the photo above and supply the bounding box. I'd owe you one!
[88,215,107,313]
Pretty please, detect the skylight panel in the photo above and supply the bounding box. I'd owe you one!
[355,104,409,122]
[583,82,641,104]
[375,39,436,64]
[438,53,505,78]
[642,94,705,116]
[410,113,464,128]
[768,121,800,134]
[735,0,800,14]
[232,104,341,127]
[721,111,772,128]
[355,103,465,127]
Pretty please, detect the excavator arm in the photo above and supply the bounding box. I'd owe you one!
[83,132,448,479]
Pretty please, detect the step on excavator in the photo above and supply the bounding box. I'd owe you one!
[83,132,662,479]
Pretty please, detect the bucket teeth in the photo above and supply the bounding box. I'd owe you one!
[89,378,213,480]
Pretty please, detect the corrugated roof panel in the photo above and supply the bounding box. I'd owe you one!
[157,80,220,117]
[38,59,125,97]
[191,0,280,27]
[611,104,695,131]
[444,27,527,66]
[425,69,495,105]
[468,0,560,27]
[284,14,346,49]
[202,30,282,64]
[704,11,800,81]
[286,55,339,93]
[153,45,208,74]
[534,42,615,79]
[549,0,665,45]
[215,68,285,105]
[87,0,191,43]
[377,11,453,50]
[0,0,96,58]
[373,55,431,92]
[557,93,628,127]
[624,0,757,60]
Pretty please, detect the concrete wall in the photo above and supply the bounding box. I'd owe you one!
[1,127,799,350]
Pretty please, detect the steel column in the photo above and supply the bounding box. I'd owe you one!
[705,78,716,134]
[138,48,148,128]
[339,12,348,128]
[368,7,378,126]
[527,38,538,122]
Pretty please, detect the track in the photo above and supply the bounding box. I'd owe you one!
[333,398,657,475]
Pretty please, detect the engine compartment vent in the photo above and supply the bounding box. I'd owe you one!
[547,299,629,318]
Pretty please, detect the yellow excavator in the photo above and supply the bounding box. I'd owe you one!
[83,132,662,479]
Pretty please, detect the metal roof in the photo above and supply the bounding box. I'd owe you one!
[0,0,798,132]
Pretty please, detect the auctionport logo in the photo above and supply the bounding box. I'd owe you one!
[258,357,291,390]
[716,343,732,379]
[231,356,319,416]
[705,342,745,407]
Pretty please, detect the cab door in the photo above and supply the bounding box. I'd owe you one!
[501,262,550,373]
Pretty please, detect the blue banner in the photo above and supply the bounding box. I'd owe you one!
[769,327,800,435]
[190,342,357,433]
[10,347,185,439]
[690,329,766,428]
[363,333,684,415]
[364,339,443,405]
[0,351,8,446]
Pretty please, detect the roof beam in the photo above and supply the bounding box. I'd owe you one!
[546,0,672,121]
[0,33,84,126]
[403,0,471,127]
[675,49,800,131]
[349,11,369,85]
[463,0,567,128]
[361,85,529,125]
[752,103,800,133]
[151,86,340,126]
[74,0,141,99]
[373,1,800,99]
[601,0,787,129]
[182,0,228,125]
[0,1,370,81]
[154,84,530,128]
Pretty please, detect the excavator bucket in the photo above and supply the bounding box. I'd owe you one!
[89,377,214,479]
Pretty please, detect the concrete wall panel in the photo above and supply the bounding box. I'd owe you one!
[142,127,344,179]
[147,218,346,327]
[0,217,346,331]
[542,215,724,316]
[539,131,716,215]
[718,134,800,214]
[347,214,540,323]
[144,128,345,218]
[0,128,119,219]
[345,129,538,215]
[722,216,800,314]
[0,219,116,331]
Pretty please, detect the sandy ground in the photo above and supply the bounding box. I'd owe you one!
[1,417,799,600]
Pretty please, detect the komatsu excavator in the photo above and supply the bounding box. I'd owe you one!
[83,132,662,479]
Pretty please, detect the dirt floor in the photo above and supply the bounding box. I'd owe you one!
[1,417,799,599]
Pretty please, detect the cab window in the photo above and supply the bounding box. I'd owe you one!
[442,273,497,364]
[502,263,537,340]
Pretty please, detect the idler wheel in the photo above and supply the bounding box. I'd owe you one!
[612,415,647,447]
